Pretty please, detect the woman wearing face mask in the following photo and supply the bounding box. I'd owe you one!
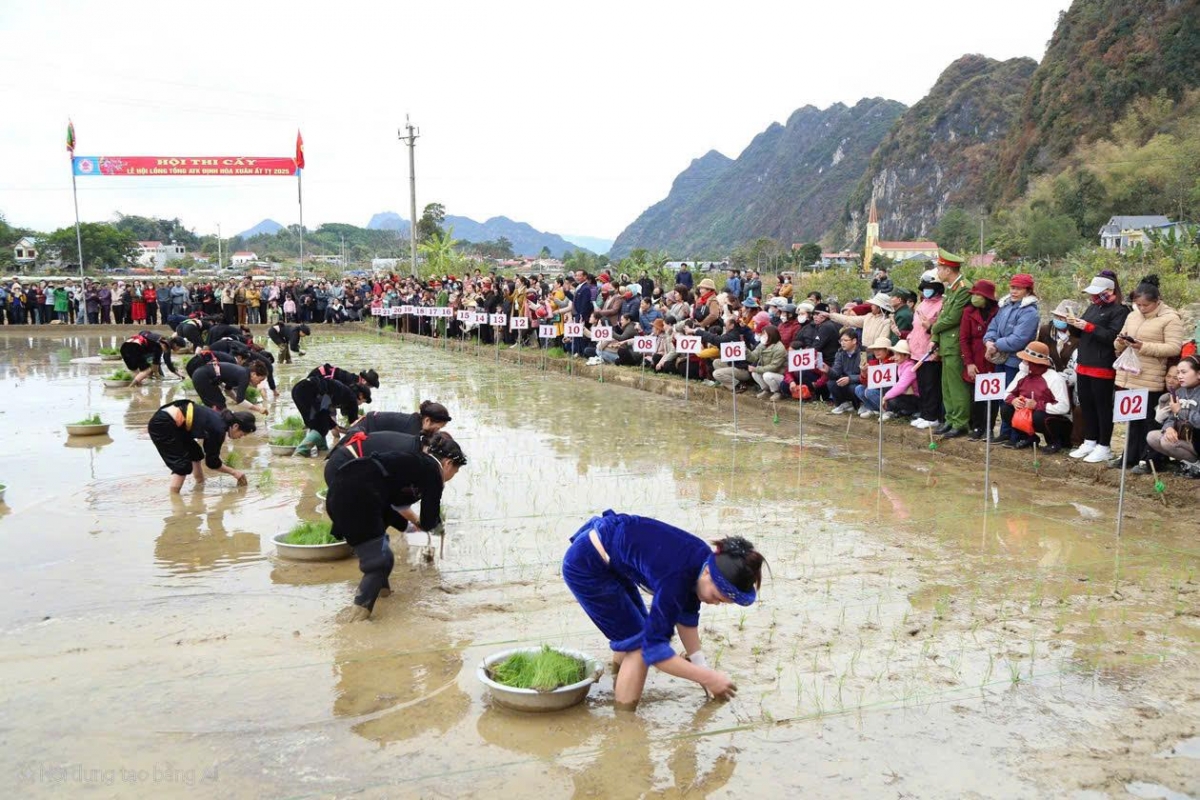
[907,271,944,430]
[1038,300,1084,448]
[1146,356,1200,478]
[1112,275,1184,472]
[961,280,999,440]
[999,342,1072,452]
[1066,275,1131,463]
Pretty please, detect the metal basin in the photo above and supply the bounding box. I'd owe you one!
[102,379,133,389]
[271,531,352,562]
[477,647,604,712]
[66,424,111,437]
[100,353,122,361]
[268,444,295,457]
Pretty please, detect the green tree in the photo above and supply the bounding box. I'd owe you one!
[417,203,446,243]
[538,245,552,259]
[39,223,138,270]
[796,242,822,266]
[113,213,200,249]
[1026,213,1081,259]
[933,208,976,254]
[418,225,460,277]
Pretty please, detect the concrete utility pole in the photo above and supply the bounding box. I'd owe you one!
[216,222,222,270]
[399,117,420,278]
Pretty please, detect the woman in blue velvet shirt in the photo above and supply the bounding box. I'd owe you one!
[562,510,766,709]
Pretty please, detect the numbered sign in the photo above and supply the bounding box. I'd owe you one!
[511,316,529,330]
[401,305,412,315]
[720,341,746,362]
[676,335,702,354]
[633,336,656,354]
[456,310,471,322]
[538,324,557,339]
[789,348,817,373]
[974,372,1007,402]
[473,311,488,325]
[1113,389,1149,423]
[388,307,401,318]
[867,363,898,389]
[563,322,583,339]
[489,313,507,327]
[442,307,454,318]
[371,306,382,316]
[592,325,613,342]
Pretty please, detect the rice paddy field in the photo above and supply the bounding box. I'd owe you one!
[0,328,1196,798]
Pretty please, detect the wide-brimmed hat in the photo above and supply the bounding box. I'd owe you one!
[1051,299,1079,318]
[698,278,717,291]
[1017,341,1053,366]
[743,297,760,308]
[969,279,997,302]
[867,336,893,350]
[781,303,797,314]
[888,340,911,356]
[797,302,815,313]
[867,292,892,309]
[766,297,788,308]
[1082,276,1114,295]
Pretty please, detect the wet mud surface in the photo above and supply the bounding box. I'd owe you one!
[0,330,1196,798]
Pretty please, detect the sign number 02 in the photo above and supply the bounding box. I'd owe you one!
[1113,389,1148,423]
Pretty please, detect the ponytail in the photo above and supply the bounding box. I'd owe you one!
[426,431,467,466]
[419,400,452,424]
[712,536,768,592]
[221,409,257,433]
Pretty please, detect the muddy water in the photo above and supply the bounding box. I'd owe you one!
[1,330,1197,799]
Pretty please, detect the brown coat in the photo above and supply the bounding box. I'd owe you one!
[1036,323,1077,372]
[1114,302,1185,391]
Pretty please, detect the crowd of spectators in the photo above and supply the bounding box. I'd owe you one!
[376,262,1200,479]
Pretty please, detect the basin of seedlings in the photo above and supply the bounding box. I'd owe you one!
[477,645,604,712]
[102,369,134,388]
[66,413,110,437]
[272,519,352,562]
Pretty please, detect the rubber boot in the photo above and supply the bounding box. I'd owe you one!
[293,429,323,457]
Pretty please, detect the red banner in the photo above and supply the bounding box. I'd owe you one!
[73,156,297,177]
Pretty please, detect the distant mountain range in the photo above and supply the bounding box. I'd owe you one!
[366,212,593,257]
[235,218,284,239]
[562,234,613,255]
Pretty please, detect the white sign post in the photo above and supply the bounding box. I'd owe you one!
[720,341,746,432]
[789,348,818,448]
[489,313,506,362]
[633,335,655,388]
[592,324,613,382]
[867,362,899,470]
[1112,388,1149,544]
[676,335,702,403]
[539,324,556,371]
[563,321,582,376]
[974,372,1007,497]
[511,315,529,365]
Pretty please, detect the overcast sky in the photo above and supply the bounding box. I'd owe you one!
[0,0,1069,243]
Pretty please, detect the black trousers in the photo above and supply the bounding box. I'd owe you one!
[148,410,202,475]
[192,371,227,410]
[1076,374,1116,446]
[1122,390,1164,467]
[328,475,394,611]
[916,360,943,423]
[1000,405,1073,446]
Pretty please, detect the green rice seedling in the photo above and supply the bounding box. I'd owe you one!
[99,347,120,356]
[256,468,275,490]
[489,645,585,691]
[280,415,305,430]
[180,379,194,391]
[224,450,244,469]
[282,519,338,545]
[269,430,305,447]
[106,369,133,381]
[245,386,262,403]
[74,413,103,425]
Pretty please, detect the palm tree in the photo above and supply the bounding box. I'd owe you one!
[418,226,461,277]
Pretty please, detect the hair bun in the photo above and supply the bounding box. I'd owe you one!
[717,536,755,558]
[1139,274,1160,287]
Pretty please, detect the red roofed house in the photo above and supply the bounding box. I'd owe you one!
[863,199,938,268]
[230,251,258,266]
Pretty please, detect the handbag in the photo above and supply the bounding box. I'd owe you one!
[1114,346,1142,375]
[985,349,1009,365]
[1013,406,1035,435]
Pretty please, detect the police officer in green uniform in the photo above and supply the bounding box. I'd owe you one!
[929,250,972,438]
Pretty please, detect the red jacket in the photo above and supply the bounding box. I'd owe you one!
[959,304,997,379]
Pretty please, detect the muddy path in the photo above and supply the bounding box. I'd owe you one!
[0,330,1196,798]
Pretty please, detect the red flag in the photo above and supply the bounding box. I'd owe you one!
[295,130,305,170]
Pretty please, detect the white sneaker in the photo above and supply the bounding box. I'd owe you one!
[858,408,876,418]
[756,390,770,399]
[1082,445,1112,464]
[910,417,926,428]
[586,357,602,366]
[830,402,853,415]
[880,411,894,422]
[1069,441,1097,459]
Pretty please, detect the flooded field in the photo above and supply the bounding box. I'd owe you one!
[1,329,1197,799]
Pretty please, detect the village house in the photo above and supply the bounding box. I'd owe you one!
[230,251,258,266]
[13,236,37,264]
[135,241,186,269]
[1098,216,1187,252]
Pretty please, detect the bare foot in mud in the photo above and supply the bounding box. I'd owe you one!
[336,605,371,623]
[378,588,392,597]
[614,700,639,713]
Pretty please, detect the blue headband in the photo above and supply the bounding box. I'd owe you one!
[705,553,757,606]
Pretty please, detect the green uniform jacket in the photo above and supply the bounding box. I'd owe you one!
[930,276,972,355]
[891,306,913,344]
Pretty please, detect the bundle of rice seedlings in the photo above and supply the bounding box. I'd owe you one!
[282,519,338,545]
[107,369,133,381]
[245,386,262,403]
[99,347,120,356]
[280,415,305,430]
[74,413,103,425]
[269,430,305,447]
[489,645,586,692]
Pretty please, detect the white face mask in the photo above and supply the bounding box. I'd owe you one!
[797,314,809,324]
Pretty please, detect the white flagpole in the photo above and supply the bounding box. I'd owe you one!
[297,169,304,281]
[68,127,86,325]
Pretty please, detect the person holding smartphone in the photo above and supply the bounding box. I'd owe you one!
[1066,275,1131,463]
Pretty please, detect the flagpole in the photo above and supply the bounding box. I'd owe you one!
[69,140,86,326]
[297,169,304,282]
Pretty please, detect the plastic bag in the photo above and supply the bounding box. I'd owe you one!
[1013,406,1035,435]
[1114,346,1142,375]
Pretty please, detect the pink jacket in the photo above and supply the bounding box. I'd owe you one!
[884,358,920,401]
[908,297,942,360]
